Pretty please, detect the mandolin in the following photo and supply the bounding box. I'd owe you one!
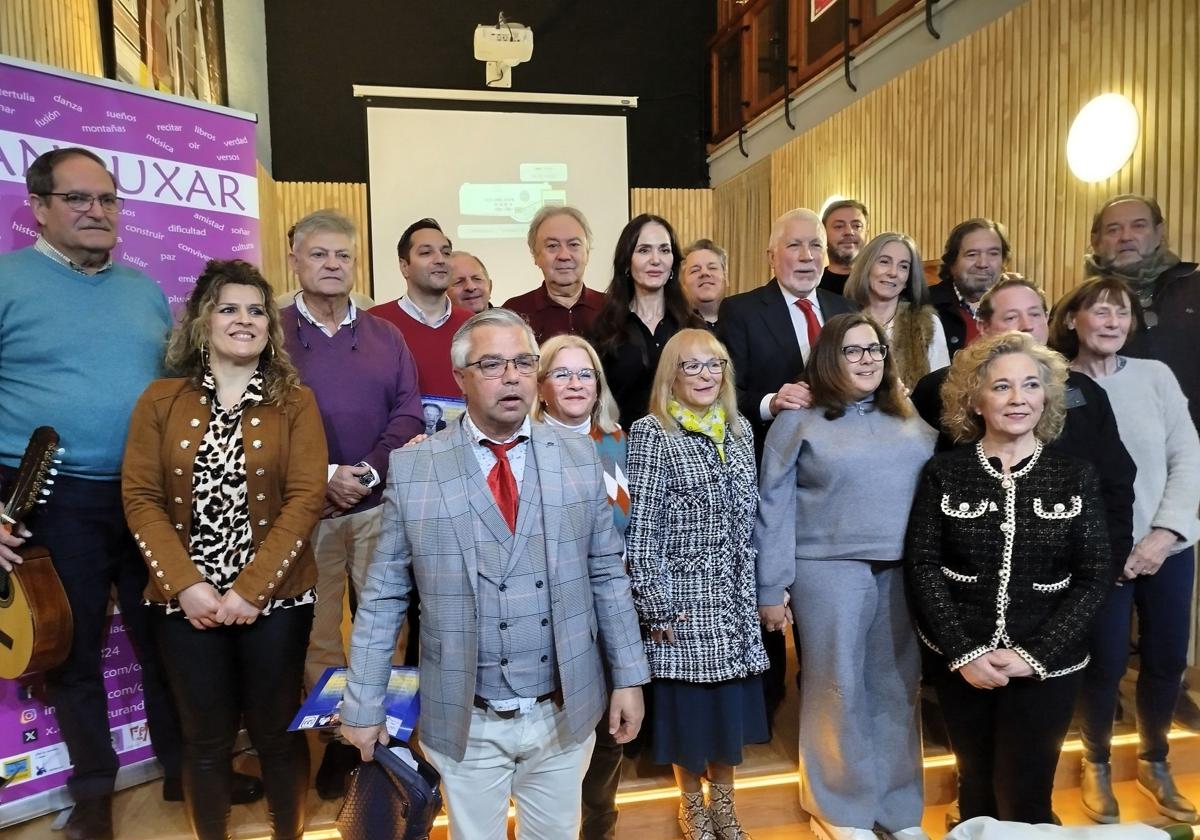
[0,427,72,680]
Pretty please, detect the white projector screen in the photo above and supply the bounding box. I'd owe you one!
[364,103,630,306]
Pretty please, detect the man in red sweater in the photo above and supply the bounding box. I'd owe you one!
[369,218,472,401]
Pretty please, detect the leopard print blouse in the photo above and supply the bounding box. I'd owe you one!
[158,369,316,616]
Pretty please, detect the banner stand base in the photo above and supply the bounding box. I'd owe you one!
[0,758,162,830]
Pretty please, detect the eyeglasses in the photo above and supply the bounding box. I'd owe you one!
[465,354,540,378]
[40,192,124,213]
[678,358,729,377]
[841,344,888,363]
[546,367,598,383]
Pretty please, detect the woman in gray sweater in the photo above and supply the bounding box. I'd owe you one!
[1049,276,1200,824]
[756,312,935,840]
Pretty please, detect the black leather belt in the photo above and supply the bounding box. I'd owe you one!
[473,688,563,719]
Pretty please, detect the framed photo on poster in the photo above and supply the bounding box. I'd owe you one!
[98,0,228,106]
[811,0,839,22]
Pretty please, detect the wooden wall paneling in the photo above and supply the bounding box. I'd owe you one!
[264,180,372,299]
[714,158,771,295]
[629,188,716,255]
[733,0,1199,312]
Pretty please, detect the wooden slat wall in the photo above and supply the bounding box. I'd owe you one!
[0,0,103,76]
[256,174,373,299]
[765,0,1198,307]
[714,158,772,295]
[630,188,715,256]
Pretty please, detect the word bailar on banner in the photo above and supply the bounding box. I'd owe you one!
[0,54,260,826]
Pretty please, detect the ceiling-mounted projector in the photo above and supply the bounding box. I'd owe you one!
[474,13,533,89]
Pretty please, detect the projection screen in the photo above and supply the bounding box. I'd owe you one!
[359,89,633,306]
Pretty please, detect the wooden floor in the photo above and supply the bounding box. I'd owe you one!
[7,753,1200,839]
[8,618,1198,839]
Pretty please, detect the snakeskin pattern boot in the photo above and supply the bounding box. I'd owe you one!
[707,782,753,840]
[678,790,717,840]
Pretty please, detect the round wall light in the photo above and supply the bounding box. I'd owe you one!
[1066,94,1139,182]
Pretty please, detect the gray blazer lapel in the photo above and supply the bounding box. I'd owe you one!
[529,425,563,575]
[456,421,519,548]
[432,421,484,596]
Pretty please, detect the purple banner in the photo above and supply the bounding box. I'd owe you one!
[0,610,153,807]
[0,55,259,823]
[0,55,260,308]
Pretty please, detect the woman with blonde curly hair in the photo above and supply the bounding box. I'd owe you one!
[123,259,327,840]
[906,331,1111,825]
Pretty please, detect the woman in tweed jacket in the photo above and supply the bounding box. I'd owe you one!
[626,329,767,840]
[906,331,1111,825]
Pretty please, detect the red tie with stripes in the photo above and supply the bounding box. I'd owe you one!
[482,439,520,532]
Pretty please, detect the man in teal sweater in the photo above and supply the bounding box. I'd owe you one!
[0,148,260,840]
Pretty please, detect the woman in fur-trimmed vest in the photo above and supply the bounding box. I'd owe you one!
[844,232,950,388]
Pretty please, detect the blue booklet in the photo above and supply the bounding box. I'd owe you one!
[288,666,420,741]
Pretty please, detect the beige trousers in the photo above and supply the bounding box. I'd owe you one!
[303,506,382,693]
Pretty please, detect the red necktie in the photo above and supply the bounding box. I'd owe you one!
[482,439,521,532]
[795,297,821,347]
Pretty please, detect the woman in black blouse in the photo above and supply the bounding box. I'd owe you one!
[905,331,1110,825]
[124,260,327,840]
[590,214,702,429]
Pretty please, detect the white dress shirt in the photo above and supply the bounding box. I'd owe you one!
[760,285,826,421]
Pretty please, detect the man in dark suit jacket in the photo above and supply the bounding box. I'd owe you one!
[717,208,855,728]
[718,208,856,458]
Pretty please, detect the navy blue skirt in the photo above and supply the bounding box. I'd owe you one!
[650,675,769,775]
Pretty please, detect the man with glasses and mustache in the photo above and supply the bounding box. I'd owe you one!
[0,148,260,840]
[341,308,647,839]
[280,209,424,799]
[930,218,1011,358]
[819,199,869,296]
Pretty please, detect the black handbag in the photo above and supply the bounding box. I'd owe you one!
[336,739,443,840]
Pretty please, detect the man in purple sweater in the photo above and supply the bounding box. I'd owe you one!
[281,209,423,797]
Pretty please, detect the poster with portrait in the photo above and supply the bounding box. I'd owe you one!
[420,396,467,437]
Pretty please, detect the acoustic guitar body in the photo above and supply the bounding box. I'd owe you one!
[0,545,73,679]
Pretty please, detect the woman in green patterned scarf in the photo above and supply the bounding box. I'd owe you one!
[625,328,767,840]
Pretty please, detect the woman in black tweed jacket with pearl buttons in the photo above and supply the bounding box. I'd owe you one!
[906,332,1111,825]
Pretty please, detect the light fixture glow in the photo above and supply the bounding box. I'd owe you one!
[820,194,848,217]
[241,729,1200,839]
[1066,93,1139,182]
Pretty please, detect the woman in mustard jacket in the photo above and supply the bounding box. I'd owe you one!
[123,259,327,840]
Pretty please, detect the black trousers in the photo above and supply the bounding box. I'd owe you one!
[152,604,313,840]
[928,652,1082,823]
[6,471,182,802]
[580,714,623,840]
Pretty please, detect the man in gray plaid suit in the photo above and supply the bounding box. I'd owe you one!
[340,307,649,839]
